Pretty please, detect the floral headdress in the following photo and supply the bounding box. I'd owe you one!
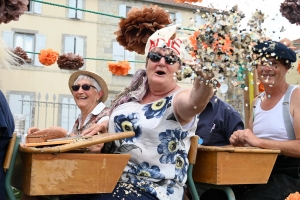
[144,24,191,61]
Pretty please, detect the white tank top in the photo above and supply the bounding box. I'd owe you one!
[253,87,296,140]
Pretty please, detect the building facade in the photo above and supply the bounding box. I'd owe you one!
[0,0,210,132]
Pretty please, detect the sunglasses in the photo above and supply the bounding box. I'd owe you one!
[147,52,180,65]
[71,84,96,92]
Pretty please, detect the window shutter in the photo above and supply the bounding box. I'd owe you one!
[34,34,46,66]
[64,36,75,53]
[68,0,76,18]
[125,50,135,75]
[1,31,14,48]
[76,0,83,19]
[175,12,182,25]
[75,37,84,69]
[75,37,84,56]
[33,0,42,14]
[112,42,125,61]
[119,4,127,18]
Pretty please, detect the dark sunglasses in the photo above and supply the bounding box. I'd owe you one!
[147,52,180,65]
[71,84,96,92]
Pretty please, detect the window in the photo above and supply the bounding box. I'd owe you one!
[6,91,35,132]
[166,12,182,25]
[175,13,182,25]
[63,36,84,56]
[14,33,34,62]
[59,96,80,131]
[63,35,85,68]
[27,0,42,14]
[68,0,83,19]
[169,12,176,24]
[113,42,135,75]
[119,4,138,17]
[1,30,46,66]
[195,14,206,27]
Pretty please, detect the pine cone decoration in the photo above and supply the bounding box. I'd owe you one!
[280,0,300,25]
[114,5,172,55]
[57,53,84,70]
[0,0,29,24]
[13,46,32,64]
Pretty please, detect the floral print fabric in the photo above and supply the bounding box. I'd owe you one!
[108,93,196,200]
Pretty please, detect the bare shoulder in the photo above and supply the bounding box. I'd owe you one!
[291,86,300,102]
[291,86,300,111]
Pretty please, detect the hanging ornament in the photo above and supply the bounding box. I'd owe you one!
[108,60,131,76]
[38,49,59,66]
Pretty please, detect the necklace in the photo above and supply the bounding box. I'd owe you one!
[267,94,271,98]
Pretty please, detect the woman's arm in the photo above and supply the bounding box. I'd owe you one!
[174,73,214,125]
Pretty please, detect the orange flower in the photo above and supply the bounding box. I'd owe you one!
[190,30,199,50]
[222,35,233,54]
[202,42,208,49]
[108,60,131,76]
[258,82,264,93]
[190,51,196,58]
[286,192,300,200]
[298,61,300,74]
[38,49,59,66]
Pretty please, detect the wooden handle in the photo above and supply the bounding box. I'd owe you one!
[198,145,281,154]
[188,135,199,164]
[3,133,17,171]
[19,131,135,154]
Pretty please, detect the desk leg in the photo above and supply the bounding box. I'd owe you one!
[187,165,200,200]
[196,183,236,200]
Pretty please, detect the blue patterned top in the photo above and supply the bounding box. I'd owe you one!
[108,92,196,200]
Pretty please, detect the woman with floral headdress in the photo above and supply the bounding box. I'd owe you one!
[76,25,216,200]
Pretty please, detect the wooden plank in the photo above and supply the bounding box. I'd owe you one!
[198,145,280,154]
[193,151,218,183]
[24,140,74,147]
[188,135,199,164]
[19,132,135,153]
[29,154,130,195]
[217,152,277,184]
[193,150,278,185]
[244,72,250,129]
[3,133,17,171]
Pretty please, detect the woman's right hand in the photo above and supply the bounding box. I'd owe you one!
[27,127,40,135]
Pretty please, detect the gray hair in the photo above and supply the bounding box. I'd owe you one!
[74,75,102,92]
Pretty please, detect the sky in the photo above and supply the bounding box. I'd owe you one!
[194,0,300,41]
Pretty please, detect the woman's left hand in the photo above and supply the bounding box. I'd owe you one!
[81,120,108,153]
[86,143,105,153]
[81,120,108,136]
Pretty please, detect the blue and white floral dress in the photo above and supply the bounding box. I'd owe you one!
[108,92,196,200]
